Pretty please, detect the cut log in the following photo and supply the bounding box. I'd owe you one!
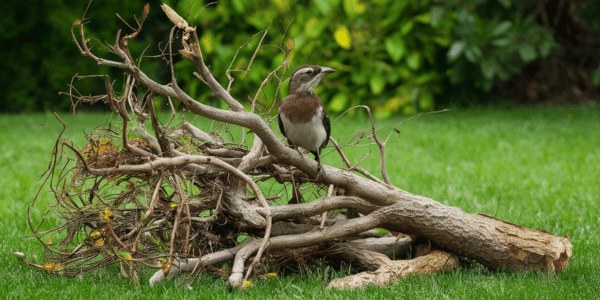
[377,194,572,273]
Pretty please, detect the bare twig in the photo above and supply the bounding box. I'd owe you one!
[360,105,391,185]
[225,29,269,92]
[330,138,388,185]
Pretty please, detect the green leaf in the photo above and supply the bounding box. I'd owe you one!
[481,58,498,80]
[464,46,482,63]
[305,18,326,38]
[406,53,421,70]
[430,6,445,27]
[314,0,339,15]
[385,36,406,62]
[402,105,416,115]
[232,0,245,13]
[419,92,434,110]
[518,44,537,62]
[538,38,555,57]
[492,38,511,47]
[414,12,431,24]
[400,21,414,36]
[369,74,386,95]
[328,93,349,112]
[447,41,465,62]
[492,21,512,37]
[351,70,368,84]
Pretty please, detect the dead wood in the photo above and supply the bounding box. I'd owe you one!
[22,3,572,290]
[328,248,459,289]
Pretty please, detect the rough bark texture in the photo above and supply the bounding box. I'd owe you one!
[380,195,572,273]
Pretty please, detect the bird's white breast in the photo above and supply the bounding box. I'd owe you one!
[280,107,327,153]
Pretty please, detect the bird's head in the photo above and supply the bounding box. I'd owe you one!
[289,64,336,95]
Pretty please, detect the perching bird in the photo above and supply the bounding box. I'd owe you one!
[278,64,335,175]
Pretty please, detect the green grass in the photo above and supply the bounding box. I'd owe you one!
[1,106,599,299]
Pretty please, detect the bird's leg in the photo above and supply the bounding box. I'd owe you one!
[313,149,325,180]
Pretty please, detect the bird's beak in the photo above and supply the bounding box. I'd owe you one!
[320,67,336,74]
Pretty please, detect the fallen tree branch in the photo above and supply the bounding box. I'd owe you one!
[23,3,572,291]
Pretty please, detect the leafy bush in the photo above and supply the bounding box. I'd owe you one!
[166,0,557,117]
[166,0,456,117]
[443,0,556,104]
[1,0,558,113]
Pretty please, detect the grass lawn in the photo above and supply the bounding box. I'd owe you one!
[0,106,598,299]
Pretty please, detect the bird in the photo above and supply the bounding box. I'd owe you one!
[278,64,335,176]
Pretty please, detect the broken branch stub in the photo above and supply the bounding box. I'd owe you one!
[24,3,571,290]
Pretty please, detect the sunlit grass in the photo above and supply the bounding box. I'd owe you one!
[0,106,598,299]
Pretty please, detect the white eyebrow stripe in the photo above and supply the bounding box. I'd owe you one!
[295,67,314,75]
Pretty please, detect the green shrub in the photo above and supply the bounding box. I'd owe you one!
[443,0,556,104]
[165,0,556,117]
[0,0,557,114]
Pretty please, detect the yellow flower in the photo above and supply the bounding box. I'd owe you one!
[355,1,366,13]
[93,238,105,247]
[43,261,62,272]
[121,252,133,261]
[385,96,405,111]
[265,272,278,279]
[334,25,352,49]
[242,280,253,288]
[96,140,115,156]
[90,228,104,239]
[345,0,366,14]
[101,209,113,221]
[271,0,290,12]
[84,139,116,159]
[170,203,178,210]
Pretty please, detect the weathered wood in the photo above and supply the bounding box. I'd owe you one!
[328,247,458,289]
[379,194,572,273]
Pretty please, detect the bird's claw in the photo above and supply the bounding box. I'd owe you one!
[293,146,303,158]
[315,163,326,181]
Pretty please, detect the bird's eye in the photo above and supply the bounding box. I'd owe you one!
[306,69,314,75]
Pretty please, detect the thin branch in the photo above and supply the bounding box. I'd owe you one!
[225,29,269,92]
[320,184,335,229]
[359,105,391,185]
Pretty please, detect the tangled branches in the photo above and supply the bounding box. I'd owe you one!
[22,3,571,289]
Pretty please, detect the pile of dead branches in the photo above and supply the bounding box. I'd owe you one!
[22,4,571,289]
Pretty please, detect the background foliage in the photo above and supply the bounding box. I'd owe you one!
[1,0,598,113]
